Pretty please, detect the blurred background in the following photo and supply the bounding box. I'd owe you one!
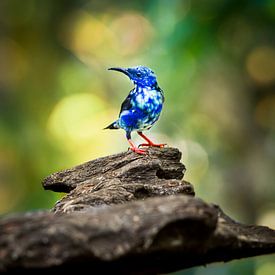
[0,0,274,274]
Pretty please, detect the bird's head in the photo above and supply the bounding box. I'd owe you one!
[108,66,157,88]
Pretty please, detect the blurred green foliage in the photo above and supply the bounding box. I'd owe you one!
[0,0,274,274]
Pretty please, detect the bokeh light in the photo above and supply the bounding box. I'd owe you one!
[109,12,155,55]
[246,46,275,85]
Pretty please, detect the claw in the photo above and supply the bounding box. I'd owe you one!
[137,132,166,149]
[129,146,147,154]
[138,143,166,148]
[127,138,147,154]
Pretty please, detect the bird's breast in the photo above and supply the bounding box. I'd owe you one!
[132,88,163,114]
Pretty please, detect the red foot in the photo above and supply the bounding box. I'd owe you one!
[137,132,166,149]
[127,138,147,154]
[129,146,147,155]
[138,143,166,148]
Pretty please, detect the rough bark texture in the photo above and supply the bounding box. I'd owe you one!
[0,147,275,274]
[43,147,194,213]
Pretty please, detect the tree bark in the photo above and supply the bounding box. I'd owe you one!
[0,147,274,274]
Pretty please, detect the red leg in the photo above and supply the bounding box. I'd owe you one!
[137,132,166,148]
[128,139,147,154]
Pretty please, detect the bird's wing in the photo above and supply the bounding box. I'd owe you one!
[119,90,134,116]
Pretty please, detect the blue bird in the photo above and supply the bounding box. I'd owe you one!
[105,65,165,154]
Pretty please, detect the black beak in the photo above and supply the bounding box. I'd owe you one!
[108,67,129,76]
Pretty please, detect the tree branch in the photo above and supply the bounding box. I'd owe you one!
[0,147,274,274]
[43,147,194,213]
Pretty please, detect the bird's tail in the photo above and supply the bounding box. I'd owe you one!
[103,121,119,130]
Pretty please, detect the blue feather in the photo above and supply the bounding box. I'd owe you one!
[106,66,165,153]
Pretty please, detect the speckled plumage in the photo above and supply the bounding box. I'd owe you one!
[105,66,165,154]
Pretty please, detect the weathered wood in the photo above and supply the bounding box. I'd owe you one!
[52,178,193,213]
[0,195,274,274]
[0,147,274,274]
[43,147,194,213]
[43,147,187,192]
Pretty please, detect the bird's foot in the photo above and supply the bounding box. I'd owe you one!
[138,143,166,148]
[129,146,147,155]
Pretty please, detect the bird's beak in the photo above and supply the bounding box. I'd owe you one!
[108,67,129,77]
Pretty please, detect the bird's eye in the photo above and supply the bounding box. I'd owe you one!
[136,72,142,77]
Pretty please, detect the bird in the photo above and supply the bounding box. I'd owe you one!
[104,65,165,154]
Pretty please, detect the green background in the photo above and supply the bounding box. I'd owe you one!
[0,0,275,274]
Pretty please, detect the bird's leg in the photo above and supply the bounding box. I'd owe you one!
[127,132,147,154]
[137,132,166,148]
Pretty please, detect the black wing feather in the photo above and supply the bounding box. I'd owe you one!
[119,90,134,116]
